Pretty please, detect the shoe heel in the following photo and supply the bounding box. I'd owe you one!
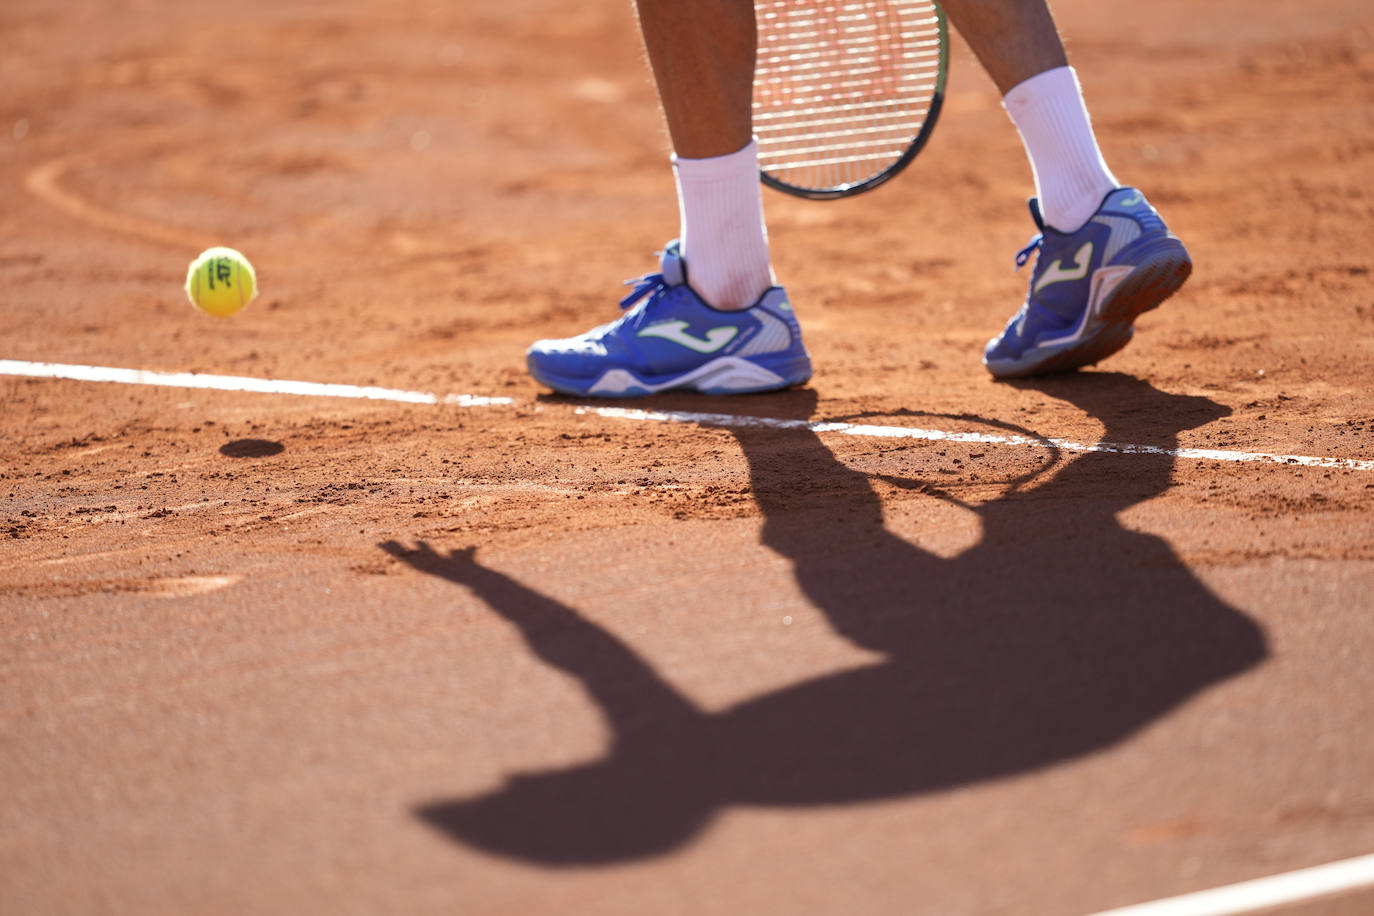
[1101,243,1192,325]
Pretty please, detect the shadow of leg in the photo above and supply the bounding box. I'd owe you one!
[713,378,1267,798]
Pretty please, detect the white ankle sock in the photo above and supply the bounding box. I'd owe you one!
[1003,66,1120,233]
[673,139,775,310]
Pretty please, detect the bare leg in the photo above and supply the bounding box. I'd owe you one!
[631,0,773,310]
[634,0,756,159]
[942,0,1117,233]
[938,0,1069,93]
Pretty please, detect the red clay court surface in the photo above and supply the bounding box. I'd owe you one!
[3,0,1374,913]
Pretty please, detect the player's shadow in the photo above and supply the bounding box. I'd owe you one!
[382,372,1267,865]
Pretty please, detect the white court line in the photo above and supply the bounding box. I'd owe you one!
[0,359,513,407]
[581,406,1374,473]
[3,359,1373,472]
[1083,852,1374,916]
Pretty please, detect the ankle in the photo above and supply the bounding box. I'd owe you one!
[673,139,776,309]
[1004,66,1119,233]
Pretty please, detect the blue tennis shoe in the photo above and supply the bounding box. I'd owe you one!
[526,241,812,397]
[984,187,1191,378]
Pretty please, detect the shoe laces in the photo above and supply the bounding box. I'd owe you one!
[570,270,671,341]
[619,271,669,311]
[1014,234,1043,270]
[1004,234,1054,335]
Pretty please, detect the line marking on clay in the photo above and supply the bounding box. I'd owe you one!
[0,359,513,407]
[579,405,1374,472]
[1081,851,1374,916]
[4,359,1371,471]
[25,155,221,251]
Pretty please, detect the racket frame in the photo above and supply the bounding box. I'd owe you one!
[756,1,949,200]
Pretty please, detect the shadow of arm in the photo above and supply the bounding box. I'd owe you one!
[380,541,702,733]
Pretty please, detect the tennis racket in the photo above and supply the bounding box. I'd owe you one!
[753,0,948,200]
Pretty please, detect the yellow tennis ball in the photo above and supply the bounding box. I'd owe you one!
[185,247,257,317]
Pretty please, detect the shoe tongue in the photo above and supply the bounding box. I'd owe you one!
[660,239,687,287]
[1027,198,1046,231]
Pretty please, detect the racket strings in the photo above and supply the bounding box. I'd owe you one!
[754,0,944,193]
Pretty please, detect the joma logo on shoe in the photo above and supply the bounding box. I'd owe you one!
[638,321,739,353]
[1033,242,1094,294]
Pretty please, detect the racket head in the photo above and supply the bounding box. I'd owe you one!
[754,0,948,200]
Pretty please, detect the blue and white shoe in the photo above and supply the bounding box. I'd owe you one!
[526,241,812,397]
[983,187,1191,378]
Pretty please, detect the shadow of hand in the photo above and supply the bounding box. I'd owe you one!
[380,540,477,575]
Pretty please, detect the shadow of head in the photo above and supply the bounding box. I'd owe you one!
[416,761,717,865]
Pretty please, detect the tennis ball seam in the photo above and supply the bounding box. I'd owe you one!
[186,247,255,317]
